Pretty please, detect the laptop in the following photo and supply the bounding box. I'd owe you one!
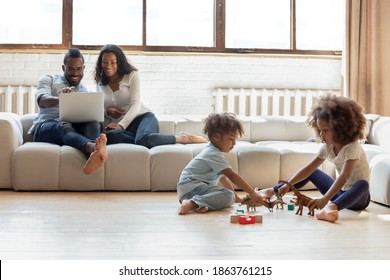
[59,92,104,123]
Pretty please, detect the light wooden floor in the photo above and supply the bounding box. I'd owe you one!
[1,190,390,260]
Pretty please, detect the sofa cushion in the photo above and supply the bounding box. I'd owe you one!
[234,144,280,189]
[370,154,390,206]
[150,145,195,191]
[105,144,150,191]
[12,142,61,190]
[0,113,23,189]
[59,145,105,191]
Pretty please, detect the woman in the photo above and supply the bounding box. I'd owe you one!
[94,44,207,148]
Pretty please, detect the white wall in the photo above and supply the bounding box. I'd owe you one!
[0,52,341,115]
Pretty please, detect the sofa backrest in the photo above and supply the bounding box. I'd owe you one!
[20,113,35,143]
[19,113,317,144]
[249,116,314,142]
[19,113,390,147]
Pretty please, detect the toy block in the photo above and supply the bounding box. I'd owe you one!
[287,203,295,211]
[230,214,262,224]
[230,214,240,223]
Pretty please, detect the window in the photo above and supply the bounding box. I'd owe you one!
[226,0,290,49]
[0,0,345,55]
[73,0,143,45]
[0,0,62,44]
[147,0,214,47]
[296,0,345,50]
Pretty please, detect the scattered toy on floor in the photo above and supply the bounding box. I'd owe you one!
[230,213,263,224]
[278,180,314,216]
[275,193,284,210]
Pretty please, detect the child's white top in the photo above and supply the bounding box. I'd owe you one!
[318,141,370,191]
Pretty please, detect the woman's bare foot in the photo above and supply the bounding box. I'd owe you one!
[176,132,208,144]
[258,187,275,200]
[316,209,339,223]
[83,134,108,175]
[178,199,198,215]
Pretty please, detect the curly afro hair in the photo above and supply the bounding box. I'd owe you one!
[203,112,244,140]
[307,93,366,145]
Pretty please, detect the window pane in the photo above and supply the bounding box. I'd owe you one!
[147,0,214,47]
[0,0,62,44]
[73,0,142,45]
[226,0,290,49]
[296,0,345,50]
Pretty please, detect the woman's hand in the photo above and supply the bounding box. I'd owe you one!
[104,123,124,132]
[106,105,125,119]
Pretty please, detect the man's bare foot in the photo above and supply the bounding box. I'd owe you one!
[176,132,208,144]
[316,209,339,223]
[83,134,108,175]
[197,206,209,213]
[258,187,275,200]
[178,199,198,215]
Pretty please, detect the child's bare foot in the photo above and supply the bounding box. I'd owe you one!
[176,132,208,144]
[258,187,275,200]
[316,209,339,223]
[197,206,209,213]
[83,134,108,175]
[178,199,198,215]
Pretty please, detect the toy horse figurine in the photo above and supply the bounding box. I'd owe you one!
[278,180,315,216]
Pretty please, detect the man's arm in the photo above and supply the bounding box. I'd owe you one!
[36,75,59,108]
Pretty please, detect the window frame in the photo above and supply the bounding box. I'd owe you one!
[0,0,342,55]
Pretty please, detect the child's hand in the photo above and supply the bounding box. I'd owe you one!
[250,193,265,207]
[278,184,290,196]
[235,194,243,203]
[307,197,328,212]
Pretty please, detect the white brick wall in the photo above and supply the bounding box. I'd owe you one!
[0,52,341,115]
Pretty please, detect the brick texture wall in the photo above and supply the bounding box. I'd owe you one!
[0,52,341,115]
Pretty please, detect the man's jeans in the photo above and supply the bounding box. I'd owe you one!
[33,120,101,156]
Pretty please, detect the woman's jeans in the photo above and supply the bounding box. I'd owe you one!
[106,112,176,148]
[33,120,101,156]
[273,169,370,210]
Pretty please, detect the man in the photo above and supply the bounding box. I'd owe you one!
[28,48,107,175]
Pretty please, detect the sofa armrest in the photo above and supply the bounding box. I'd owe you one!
[368,116,390,152]
[0,113,23,189]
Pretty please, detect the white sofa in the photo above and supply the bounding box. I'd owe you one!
[1,112,390,206]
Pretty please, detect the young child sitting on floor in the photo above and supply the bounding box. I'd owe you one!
[260,93,370,223]
[177,112,267,215]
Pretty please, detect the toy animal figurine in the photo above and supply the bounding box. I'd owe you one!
[239,195,261,212]
[278,180,314,216]
[265,198,285,212]
[275,193,284,210]
[240,194,284,212]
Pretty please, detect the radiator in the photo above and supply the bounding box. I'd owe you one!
[0,86,37,115]
[213,88,340,117]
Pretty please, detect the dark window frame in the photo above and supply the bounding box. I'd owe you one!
[0,0,342,55]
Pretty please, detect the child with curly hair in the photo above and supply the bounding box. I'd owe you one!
[261,93,370,222]
[177,112,266,215]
